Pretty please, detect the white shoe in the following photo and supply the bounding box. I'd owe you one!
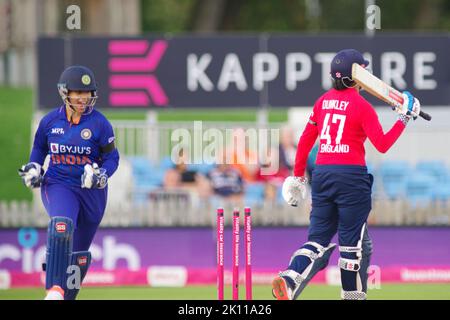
[44,285,64,300]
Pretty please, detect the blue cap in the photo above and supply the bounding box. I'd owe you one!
[57,65,97,92]
[330,49,369,80]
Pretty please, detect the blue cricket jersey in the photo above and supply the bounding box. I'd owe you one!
[30,106,120,187]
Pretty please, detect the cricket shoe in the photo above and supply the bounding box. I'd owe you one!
[44,285,64,300]
[272,276,293,300]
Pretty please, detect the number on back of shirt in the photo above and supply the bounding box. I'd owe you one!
[320,113,346,145]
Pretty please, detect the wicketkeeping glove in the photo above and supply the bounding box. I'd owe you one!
[18,162,44,188]
[81,163,108,189]
[282,176,308,207]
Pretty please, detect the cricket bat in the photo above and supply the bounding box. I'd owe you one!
[351,63,432,121]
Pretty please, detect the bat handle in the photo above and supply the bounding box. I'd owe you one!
[419,110,432,121]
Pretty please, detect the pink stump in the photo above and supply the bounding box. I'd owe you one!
[244,207,252,300]
[232,208,240,300]
[217,208,224,300]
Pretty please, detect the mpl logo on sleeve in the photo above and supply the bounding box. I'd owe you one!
[55,222,67,233]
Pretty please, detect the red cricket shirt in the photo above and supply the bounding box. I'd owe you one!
[293,88,406,177]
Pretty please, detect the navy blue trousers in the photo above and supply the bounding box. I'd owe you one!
[41,181,107,251]
[307,165,373,247]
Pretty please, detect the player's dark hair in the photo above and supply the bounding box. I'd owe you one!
[333,78,356,90]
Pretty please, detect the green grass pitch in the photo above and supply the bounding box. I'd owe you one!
[1,284,450,300]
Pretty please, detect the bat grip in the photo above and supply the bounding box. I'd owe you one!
[419,110,432,121]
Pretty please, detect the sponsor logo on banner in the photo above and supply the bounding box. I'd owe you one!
[108,40,169,107]
[83,272,116,285]
[401,268,450,282]
[0,270,11,289]
[147,266,188,287]
[325,266,341,286]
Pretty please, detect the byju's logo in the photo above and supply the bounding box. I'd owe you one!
[108,40,168,107]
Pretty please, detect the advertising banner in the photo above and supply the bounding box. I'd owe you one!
[1,227,449,288]
[37,34,450,109]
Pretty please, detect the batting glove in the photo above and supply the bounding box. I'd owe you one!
[81,163,108,189]
[18,162,44,188]
[397,91,421,120]
[282,176,308,207]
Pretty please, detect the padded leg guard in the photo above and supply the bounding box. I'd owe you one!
[45,216,74,290]
[339,224,373,300]
[280,242,337,300]
[64,251,92,300]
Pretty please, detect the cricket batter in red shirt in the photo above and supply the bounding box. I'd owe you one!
[272,49,421,300]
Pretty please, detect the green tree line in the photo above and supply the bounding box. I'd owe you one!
[141,0,450,33]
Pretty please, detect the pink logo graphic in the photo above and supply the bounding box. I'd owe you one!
[108,40,168,107]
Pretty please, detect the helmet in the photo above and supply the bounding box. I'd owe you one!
[330,49,369,81]
[57,65,98,115]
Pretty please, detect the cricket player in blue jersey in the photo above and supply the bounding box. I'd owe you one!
[18,65,119,300]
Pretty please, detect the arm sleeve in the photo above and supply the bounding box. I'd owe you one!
[99,119,120,177]
[29,118,49,165]
[361,103,406,154]
[293,105,320,177]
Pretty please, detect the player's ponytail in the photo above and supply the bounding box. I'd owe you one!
[332,77,357,91]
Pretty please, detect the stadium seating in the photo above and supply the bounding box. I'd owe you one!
[244,183,265,207]
[405,173,435,209]
[415,160,448,183]
[366,161,382,199]
[379,161,410,199]
[129,157,165,203]
[433,181,450,202]
[187,163,215,176]
[128,157,450,207]
[160,156,175,170]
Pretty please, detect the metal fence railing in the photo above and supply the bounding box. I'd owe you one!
[1,196,449,228]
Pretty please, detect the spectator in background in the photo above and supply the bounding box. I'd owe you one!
[255,127,296,204]
[255,146,289,204]
[279,126,297,172]
[207,155,244,207]
[164,148,199,192]
[229,128,259,182]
